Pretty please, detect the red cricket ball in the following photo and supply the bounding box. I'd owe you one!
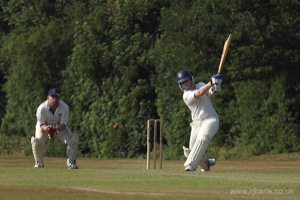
[113,123,118,129]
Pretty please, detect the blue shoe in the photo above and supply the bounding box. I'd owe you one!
[209,158,216,166]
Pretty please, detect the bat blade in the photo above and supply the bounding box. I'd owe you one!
[218,34,232,74]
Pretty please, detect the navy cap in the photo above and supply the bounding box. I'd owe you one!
[48,88,60,96]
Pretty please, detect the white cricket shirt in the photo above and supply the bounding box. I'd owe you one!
[183,82,218,121]
[36,100,69,127]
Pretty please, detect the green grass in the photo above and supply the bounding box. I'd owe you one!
[0,154,299,200]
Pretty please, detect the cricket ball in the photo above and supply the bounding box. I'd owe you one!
[113,123,118,129]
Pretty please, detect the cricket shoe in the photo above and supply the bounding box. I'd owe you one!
[185,165,195,172]
[33,161,43,168]
[200,156,216,172]
[209,158,216,166]
[67,159,79,169]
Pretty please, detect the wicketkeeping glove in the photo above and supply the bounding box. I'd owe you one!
[46,125,58,140]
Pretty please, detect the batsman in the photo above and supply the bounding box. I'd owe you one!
[177,34,231,172]
[177,70,222,172]
[177,70,223,172]
[31,88,79,169]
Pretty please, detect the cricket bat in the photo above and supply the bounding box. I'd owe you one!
[217,34,232,74]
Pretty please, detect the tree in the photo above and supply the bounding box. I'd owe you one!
[0,0,299,158]
[62,0,169,157]
[0,0,84,155]
[152,0,300,159]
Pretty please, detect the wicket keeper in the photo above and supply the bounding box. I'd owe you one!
[31,88,79,169]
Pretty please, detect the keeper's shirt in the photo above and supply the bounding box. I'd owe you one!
[36,100,69,128]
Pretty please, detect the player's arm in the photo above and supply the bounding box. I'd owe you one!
[194,82,213,99]
[40,124,49,132]
[207,74,224,97]
[58,123,66,131]
[38,123,58,140]
[40,124,56,133]
[58,103,69,131]
[36,106,48,133]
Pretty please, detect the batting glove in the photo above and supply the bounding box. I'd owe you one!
[211,74,223,92]
[211,74,223,85]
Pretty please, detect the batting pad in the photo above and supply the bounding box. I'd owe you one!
[184,140,209,170]
[66,134,79,165]
[31,137,45,166]
[183,146,191,158]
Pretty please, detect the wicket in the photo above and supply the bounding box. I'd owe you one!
[147,119,163,170]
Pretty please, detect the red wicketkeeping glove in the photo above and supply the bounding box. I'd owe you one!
[46,125,58,140]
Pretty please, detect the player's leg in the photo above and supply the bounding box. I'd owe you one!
[183,120,217,169]
[200,154,216,172]
[66,134,79,169]
[197,117,218,171]
[189,121,202,149]
[184,140,209,171]
[31,127,47,168]
[184,116,219,171]
[182,120,202,158]
[183,147,215,169]
[57,127,79,169]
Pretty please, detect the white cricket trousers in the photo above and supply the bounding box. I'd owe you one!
[35,125,73,145]
[184,116,219,169]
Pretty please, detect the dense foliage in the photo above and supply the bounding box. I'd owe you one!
[0,0,299,159]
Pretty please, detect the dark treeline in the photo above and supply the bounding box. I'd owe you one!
[0,0,299,159]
